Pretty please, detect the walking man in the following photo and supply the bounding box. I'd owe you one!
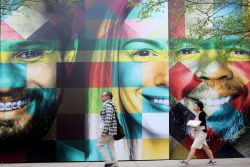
[180,101,216,166]
[97,91,119,167]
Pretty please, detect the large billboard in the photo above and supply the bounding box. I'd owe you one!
[0,0,249,162]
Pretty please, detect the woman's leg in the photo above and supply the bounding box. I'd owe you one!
[186,147,196,162]
[202,144,214,161]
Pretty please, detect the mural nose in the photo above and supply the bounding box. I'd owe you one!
[195,61,233,81]
[154,63,168,86]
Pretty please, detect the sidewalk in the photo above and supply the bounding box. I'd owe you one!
[1,158,250,167]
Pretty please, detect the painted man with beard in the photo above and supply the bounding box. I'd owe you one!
[169,1,250,158]
[0,0,78,161]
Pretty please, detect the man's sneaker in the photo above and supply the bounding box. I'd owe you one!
[110,161,119,167]
[179,160,189,166]
[104,161,118,167]
[110,164,118,167]
[104,161,114,167]
[206,160,216,165]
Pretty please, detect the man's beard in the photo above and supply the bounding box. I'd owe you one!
[206,103,248,143]
[0,88,63,141]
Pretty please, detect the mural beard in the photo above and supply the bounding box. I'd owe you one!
[181,99,249,144]
[0,88,63,141]
[206,105,247,143]
[180,80,250,143]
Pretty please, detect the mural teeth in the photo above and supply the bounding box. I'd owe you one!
[214,99,220,106]
[201,96,230,106]
[12,101,17,110]
[0,99,30,112]
[159,99,164,104]
[152,98,168,105]
[4,102,12,111]
[21,100,25,106]
[17,100,22,108]
[0,102,4,111]
[164,99,169,105]
[207,99,212,106]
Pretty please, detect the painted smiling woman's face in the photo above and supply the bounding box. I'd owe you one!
[117,2,168,140]
[0,2,72,140]
[118,3,169,143]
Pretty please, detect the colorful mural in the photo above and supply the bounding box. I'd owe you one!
[169,0,250,159]
[0,0,249,162]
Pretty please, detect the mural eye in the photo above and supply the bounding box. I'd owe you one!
[232,50,250,56]
[15,50,43,59]
[132,50,156,56]
[178,48,199,54]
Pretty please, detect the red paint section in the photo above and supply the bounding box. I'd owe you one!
[0,151,27,162]
[168,0,185,39]
[100,0,128,17]
[170,62,202,101]
[230,82,250,116]
[89,62,113,88]
[230,62,250,116]
[232,61,250,81]
[1,21,24,40]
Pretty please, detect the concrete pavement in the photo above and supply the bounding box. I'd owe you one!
[1,158,250,167]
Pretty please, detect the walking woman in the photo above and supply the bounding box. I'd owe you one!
[180,101,216,166]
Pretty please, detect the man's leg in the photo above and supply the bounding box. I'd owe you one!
[96,135,110,161]
[107,135,118,163]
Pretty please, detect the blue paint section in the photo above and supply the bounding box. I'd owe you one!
[207,103,246,141]
[26,88,57,116]
[0,63,27,88]
[112,62,119,87]
[85,2,119,20]
[57,141,85,161]
[1,0,23,20]
[118,62,142,87]
[213,0,243,17]
[142,87,169,113]
[119,113,142,139]
[86,139,111,161]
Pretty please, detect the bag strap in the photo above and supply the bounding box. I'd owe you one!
[107,102,121,126]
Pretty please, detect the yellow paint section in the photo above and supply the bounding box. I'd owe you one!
[170,142,189,160]
[0,51,62,63]
[119,88,142,113]
[142,138,169,159]
[170,50,250,62]
[119,50,168,62]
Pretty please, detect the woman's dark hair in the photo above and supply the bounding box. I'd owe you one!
[195,101,204,111]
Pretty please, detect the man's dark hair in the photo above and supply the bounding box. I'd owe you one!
[105,91,113,99]
[195,101,204,111]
